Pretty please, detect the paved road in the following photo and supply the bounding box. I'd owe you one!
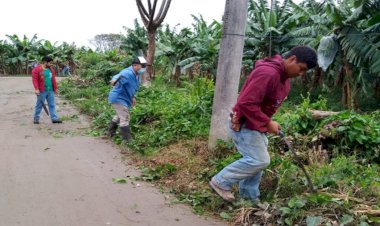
[0,77,225,226]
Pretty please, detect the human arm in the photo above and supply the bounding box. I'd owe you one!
[110,73,122,86]
[51,67,58,94]
[32,67,40,95]
[234,69,275,132]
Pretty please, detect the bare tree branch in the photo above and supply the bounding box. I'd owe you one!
[136,0,150,26]
[148,0,158,25]
[154,0,171,25]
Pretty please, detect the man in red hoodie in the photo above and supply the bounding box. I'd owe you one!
[209,46,317,202]
[32,56,62,124]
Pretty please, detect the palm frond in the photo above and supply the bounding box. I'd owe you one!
[364,22,380,33]
[179,56,202,67]
[339,26,380,74]
[285,37,316,46]
[289,26,316,37]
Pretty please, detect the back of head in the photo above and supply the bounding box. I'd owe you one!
[284,46,317,69]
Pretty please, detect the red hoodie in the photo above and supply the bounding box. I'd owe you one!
[32,65,58,93]
[233,55,290,133]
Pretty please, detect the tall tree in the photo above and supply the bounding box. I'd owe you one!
[208,0,249,148]
[90,34,123,52]
[136,0,172,85]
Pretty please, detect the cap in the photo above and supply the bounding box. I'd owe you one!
[132,56,147,68]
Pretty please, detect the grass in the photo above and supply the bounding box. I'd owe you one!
[59,75,380,225]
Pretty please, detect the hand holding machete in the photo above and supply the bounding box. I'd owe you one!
[279,131,316,193]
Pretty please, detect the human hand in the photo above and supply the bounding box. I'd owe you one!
[35,89,40,95]
[266,120,281,134]
[132,97,136,106]
[230,112,242,132]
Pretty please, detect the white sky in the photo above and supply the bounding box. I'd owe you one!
[0,0,225,48]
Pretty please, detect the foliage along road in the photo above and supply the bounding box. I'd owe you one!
[0,77,224,226]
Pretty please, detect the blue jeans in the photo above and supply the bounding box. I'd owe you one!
[62,66,70,76]
[213,122,270,201]
[34,91,59,121]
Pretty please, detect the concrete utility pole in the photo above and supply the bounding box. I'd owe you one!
[208,0,249,149]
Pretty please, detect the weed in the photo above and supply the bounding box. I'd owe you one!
[59,74,380,225]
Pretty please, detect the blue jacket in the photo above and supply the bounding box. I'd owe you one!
[108,66,141,108]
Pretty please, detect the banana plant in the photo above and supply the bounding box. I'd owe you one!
[178,15,222,80]
[318,0,380,109]
[56,42,80,75]
[244,0,297,61]
[121,19,148,57]
[282,0,380,109]
[0,40,12,74]
[6,34,41,74]
[156,25,193,86]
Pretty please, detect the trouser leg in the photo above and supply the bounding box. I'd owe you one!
[33,93,44,121]
[111,104,131,141]
[212,122,269,201]
[46,91,59,121]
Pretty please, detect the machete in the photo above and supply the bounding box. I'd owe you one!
[279,131,316,193]
[39,98,49,116]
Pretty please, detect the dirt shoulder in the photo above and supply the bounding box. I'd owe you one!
[0,77,225,226]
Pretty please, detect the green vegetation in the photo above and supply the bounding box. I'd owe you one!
[59,75,380,225]
[2,0,380,224]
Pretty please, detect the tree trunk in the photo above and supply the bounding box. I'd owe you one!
[25,59,29,75]
[301,71,310,89]
[69,60,76,75]
[18,62,22,75]
[309,110,338,120]
[312,67,323,88]
[374,81,380,97]
[175,64,181,87]
[0,54,5,74]
[188,66,194,81]
[143,31,156,86]
[208,0,249,149]
[342,60,355,110]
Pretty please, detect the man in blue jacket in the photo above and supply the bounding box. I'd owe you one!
[107,56,147,141]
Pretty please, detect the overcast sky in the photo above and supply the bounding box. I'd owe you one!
[1,0,225,47]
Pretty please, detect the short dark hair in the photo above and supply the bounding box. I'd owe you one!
[42,56,53,63]
[284,46,317,69]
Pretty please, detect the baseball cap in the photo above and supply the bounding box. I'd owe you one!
[132,56,147,68]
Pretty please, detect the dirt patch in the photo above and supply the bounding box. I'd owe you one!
[131,138,212,192]
[0,77,226,226]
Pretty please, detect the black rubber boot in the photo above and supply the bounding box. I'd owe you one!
[107,121,118,137]
[120,126,133,142]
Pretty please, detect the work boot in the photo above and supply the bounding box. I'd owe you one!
[209,177,235,202]
[120,126,133,142]
[107,121,118,137]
